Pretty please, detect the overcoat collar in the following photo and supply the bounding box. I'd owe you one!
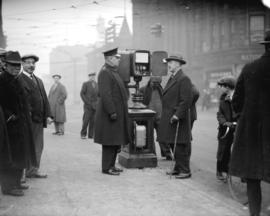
[163,69,183,95]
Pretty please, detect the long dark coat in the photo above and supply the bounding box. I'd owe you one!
[157,69,193,144]
[48,82,67,123]
[230,51,270,183]
[0,105,12,169]
[216,93,236,161]
[0,72,37,169]
[21,73,52,127]
[190,84,200,127]
[94,64,130,146]
[80,80,98,110]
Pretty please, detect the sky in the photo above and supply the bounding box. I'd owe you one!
[2,0,132,75]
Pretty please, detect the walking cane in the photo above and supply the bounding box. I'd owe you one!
[169,121,180,179]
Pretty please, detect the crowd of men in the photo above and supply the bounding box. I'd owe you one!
[0,49,67,198]
[0,30,269,216]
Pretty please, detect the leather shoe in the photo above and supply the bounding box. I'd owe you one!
[175,172,192,179]
[17,184,29,190]
[26,173,47,178]
[2,188,24,196]
[166,170,180,176]
[112,167,123,172]
[52,132,59,135]
[81,136,86,139]
[102,169,120,176]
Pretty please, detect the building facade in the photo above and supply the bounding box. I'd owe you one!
[132,0,270,102]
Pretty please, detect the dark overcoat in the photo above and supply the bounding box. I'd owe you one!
[157,69,193,144]
[230,51,270,183]
[0,105,12,169]
[0,72,37,169]
[80,80,98,110]
[94,64,130,146]
[48,82,67,123]
[216,93,236,160]
[190,84,200,125]
[21,73,52,127]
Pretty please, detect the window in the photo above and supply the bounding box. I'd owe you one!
[249,15,265,43]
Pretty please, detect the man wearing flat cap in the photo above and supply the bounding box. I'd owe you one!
[80,72,98,139]
[157,53,193,179]
[48,74,67,135]
[229,30,270,216]
[94,47,130,176]
[20,54,52,179]
[0,51,37,196]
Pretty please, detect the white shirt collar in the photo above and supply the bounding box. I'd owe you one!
[23,70,33,78]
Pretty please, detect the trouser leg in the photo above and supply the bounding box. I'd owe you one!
[58,123,64,134]
[88,109,95,138]
[174,143,191,173]
[246,179,261,216]
[54,122,59,133]
[102,146,119,171]
[81,106,90,137]
[0,168,22,192]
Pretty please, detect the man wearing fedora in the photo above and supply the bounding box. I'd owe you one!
[0,51,37,196]
[20,54,52,179]
[48,74,67,135]
[229,30,270,216]
[94,48,130,176]
[157,53,193,179]
[80,72,98,139]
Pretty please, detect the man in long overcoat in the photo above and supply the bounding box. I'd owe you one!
[0,51,37,196]
[157,54,193,179]
[94,48,129,176]
[21,54,52,178]
[80,72,98,139]
[230,31,270,216]
[48,74,67,135]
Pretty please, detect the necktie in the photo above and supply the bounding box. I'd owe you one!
[30,74,37,85]
[165,74,174,88]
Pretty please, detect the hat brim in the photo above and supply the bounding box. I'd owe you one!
[5,60,21,65]
[22,56,39,62]
[165,57,186,65]
[259,41,270,44]
[52,75,61,78]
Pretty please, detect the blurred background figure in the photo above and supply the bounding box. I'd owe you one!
[216,76,236,182]
[0,48,6,73]
[80,72,98,139]
[201,88,211,111]
[48,74,67,136]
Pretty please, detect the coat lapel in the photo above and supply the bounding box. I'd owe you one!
[163,69,182,95]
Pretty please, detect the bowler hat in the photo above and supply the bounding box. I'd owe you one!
[5,51,21,64]
[165,53,186,65]
[217,76,236,89]
[21,54,39,62]
[52,74,61,79]
[103,47,120,57]
[88,72,96,76]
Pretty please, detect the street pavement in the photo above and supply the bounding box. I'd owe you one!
[0,105,269,216]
